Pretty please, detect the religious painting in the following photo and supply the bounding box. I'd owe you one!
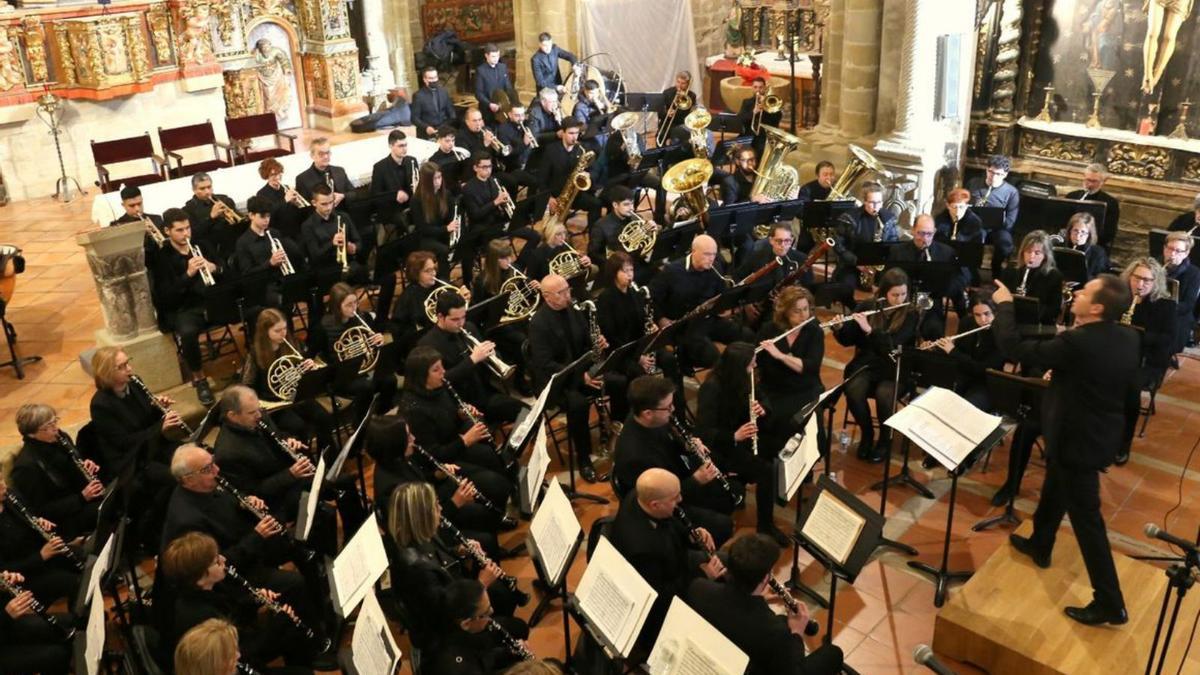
[1027,0,1199,135]
[247,21,301,129]
[420,0,515,44]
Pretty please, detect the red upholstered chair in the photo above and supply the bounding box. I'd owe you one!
[157,120,233,178]
[224,113,297,164]
[89,133,167,193]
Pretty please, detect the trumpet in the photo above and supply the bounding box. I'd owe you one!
[186,236,216,287]
[4,492,84,570]
[411,443,506,517]
[282,184,310,208]
[142,216,165,247]
[484,127,512,155]
[919,323,991,350]
[439,515,528,604]
[224,564,330,652]
[267,230,295,276]
[0,574,75,639]
[447,200,462,263]
[519,121,538,149]
[488,620,536,661]
[335,215,349,273]
[494,178,515,219]
[462,327,516,380]
[130,374,194,436]
[210,198,241,224]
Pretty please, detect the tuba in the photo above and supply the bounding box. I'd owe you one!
[610,112,642,165]
[662,158,714,226]
[749,124,802,202]
[498,265,541,325]
[538,149,595,237]
[684,107,712,159]
[423,278,471,324]
[617,214,657,261]
[828,144,889,200]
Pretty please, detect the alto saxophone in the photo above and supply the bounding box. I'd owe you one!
[540,149,595,235]
[1121,294,1139,325]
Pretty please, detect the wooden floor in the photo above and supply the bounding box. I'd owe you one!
[936,521,1200,674]
[2,131,1200,673]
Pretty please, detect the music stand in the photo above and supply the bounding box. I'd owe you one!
[970,206,1005,234]
[948,241,984,272]
[532,352,609,506]
[972,369,1047,532]
[1017,194,1106,242]
[705,203,737,240]
[801,199,855,239]
[1053,247,1088,287]
[526,527,584,637]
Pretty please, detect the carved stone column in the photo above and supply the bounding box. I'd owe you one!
[988,0,1023,123]
[837,0,882,138]
[815,0,845,132]
[296,0,366,130]
[76,223,181,392]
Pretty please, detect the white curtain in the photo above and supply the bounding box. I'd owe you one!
[578,0,700,96]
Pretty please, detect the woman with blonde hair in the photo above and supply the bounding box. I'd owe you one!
[1118,257,1176,465]
[1000,229,1064,325]
[526,221,592,298]
[174,619,240,675]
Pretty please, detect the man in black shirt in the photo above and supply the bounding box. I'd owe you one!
[111,184,166,264]
[300,183,366,286]
[429,125,466,191]
[370,129,419,230]
[461,152,541,280]
[182,172,242,261]
[412,65,457,140]
[737,76,783,156]
[797,160,835,203]
[734,222,808,325]
[495,105,538,173]
[967,154,1020,277]
[526,88,564,155]
[295,137,368,260]
[154,209,218,405]
[831,181,898,291]
[475,43,517,126]
[888,214,970,335]
[458,107,527,199]
[657,71,697,146]
[1065,163,1121,252]
[530,32,577,94]
[233,196,303,311]
[535,119,603,227]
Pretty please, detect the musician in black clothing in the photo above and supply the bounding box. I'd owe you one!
[1118,258,1177,463]
[535,119,603,227]
[423,580,530,675]
[429,126,467,189]
[370,129,419,230]
[967,155,1020,277]
[418,291,527,427]
[241,309,334,451]
[155,209,219,405]
[888,214,969,335]
[472,241,537,391]
[729,146,767,205]
[526,222,594,300]
[756,285,825,438]
[412,66,457,139]
[1162,232,1200,353]
[649,234,752,370]
[686,534,844,675]
[411,161,461,279]
[112,184,166,266]
[1167,194,1200,235]
[608,468,725,653]
[1000,230,1064,326]
[461,151,543,286]
[476,43,517,126]
[594,252,680,389]
[182,172,243,261]
[922,294,1005,412]
[831,181,899,289]
[995,274,1138,626]
[737,76,783,155]
[612,377,740,532]
[589,186,657,282]
[934,188,984,244]
[527,89,564,154]
[458,108,516,189]
[233,196,303,312]
[295,137,353,206]
[834,268,919,463]
[495,105,538,173]
[254,158,308,242]
[528,274,613,483]
[300,183,367,286]
[0,477,82,607]
[1060,212,1110,280]
[797,160,835,203]
[734,222,808,326]
[602,125,667,225]
[12,404,103,540]
[1065,163,1121,251]
[657,71,698,146]
[531,32,577,94]
[309,282,397,417]
[0,569,71,675]
[389,251,444,350]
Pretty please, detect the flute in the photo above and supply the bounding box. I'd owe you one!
[755,316,817,354]
[410,443,506,517]
[0,575,75,639]
[439,515,528,604]
[817,299,921,330]
[669,416,743,506]
[487,620,535,661]
[918,323,991,350]
[129,374,194,436]
[3,493,84,570]
[224,564,330,652]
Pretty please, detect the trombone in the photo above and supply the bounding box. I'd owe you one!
[750,88,783,135]
[656,89,692,147]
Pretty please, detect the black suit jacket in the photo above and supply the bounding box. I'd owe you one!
[736,95,782,135]
[686,578,810,675]
[295,163,353,202]
[887,240,970,289]
[371,154,419,218]
[797,179,831,203]
[612,417,696,497]
[992,303,1140,469]
[160,486,269,566]
[411,85,456,138]
[528,304,590,392]
[89,386,169,475]
[212,420,299,504]
[1065,188,1120,248]
[10,438,90,528]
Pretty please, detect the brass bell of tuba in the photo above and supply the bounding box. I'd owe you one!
[683,107,712,159]
[828,144,889,201]
[662,158,714,225]
[749,124,802,202]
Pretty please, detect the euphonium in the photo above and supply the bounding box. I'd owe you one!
[828,144,889,200]
[462,327,516,380]
[610,111,642,165]
[684,107,712,159]
[267,230,294,276]
[750,124,802,202]
[423,278,471,324]
[662,158,714,226]
[548,241,589,281]
[498,265,541,325]
[186,236,216,286]
[617,214,657,260]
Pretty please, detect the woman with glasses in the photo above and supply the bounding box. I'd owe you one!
[1058,212,1109,280]
[11,404,103,540]
[255,157,308,241]
[1001,230,1064,326]
[1117,258,1177,465]
[0,476,82,612]
[389,250,450,348]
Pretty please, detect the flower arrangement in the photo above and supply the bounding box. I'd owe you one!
[734,49,767,84]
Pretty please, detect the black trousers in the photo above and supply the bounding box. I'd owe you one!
[166,305,207,374]
[1029,455,1125,611]
[678,317,753,370]
[987,229,1014,277]
[843,375,897,446]
[0,615,72,674]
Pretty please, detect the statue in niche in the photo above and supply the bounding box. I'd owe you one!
[254,38,293,122]
[180,2,215,65]
[1083,0,1123,70]
[724,1,744,59]
[1142,0,1195,94]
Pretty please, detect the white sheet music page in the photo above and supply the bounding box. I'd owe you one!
[530,480,581,586]
[576,536,658,657]
[648,597,749,675]
[800,490,866,565]
[328,396,376,480]
[85,584,104,675]
[352,588,401,675]
[298,455,327,541]
[778,413,822,501]
[884,386,1003,470]
[524,420,552,509]
[82,533,115,608]
[331,517,390,617]
[510,373,558,449]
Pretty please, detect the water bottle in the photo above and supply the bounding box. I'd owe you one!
[836,428,851,453]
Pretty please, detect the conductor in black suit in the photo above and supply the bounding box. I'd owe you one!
[411,66,457,140]
[687,533,844,675]
[993,273,1139,626]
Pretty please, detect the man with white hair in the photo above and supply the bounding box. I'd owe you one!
[1167,192,1200,236]
[1065,163,1120,251]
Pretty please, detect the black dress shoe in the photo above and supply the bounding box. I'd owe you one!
[921,454,938,470]
[758,524,792,548]
[580,463,607,484]
[991,483,1015,507]
[1065,602,1128,626]
[866,443,888,464]
[856,438,875,461]
[1009,534,1051,569]
[1114,449,1130,466]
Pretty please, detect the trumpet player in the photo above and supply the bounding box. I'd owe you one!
[966,154,1019,278]
[737,77,782,155]
[476,43,517,126]
[156,209,219,406]
[183,172,242,261]
[418,291,528,429]
[12,404,103,541]
[300,183,366,287]
[111,184,167,264]
[233,196,303,311]
[297,137,371,258]
[370,129,418,230]
[430,125,467,191]
[462,153,542,286]
[496,104,539,173]
[254,158,307,240]
[527,88,564,155]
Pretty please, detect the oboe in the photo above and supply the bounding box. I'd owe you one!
[57,430,97,482]
[668,416,743,506]
[3,493,84,570]
[0,575,75,639]
[439,515,528,604]
[487,620,535,661]
[224,564,330,652]
[129,374,194,436]
[411,443,506,517]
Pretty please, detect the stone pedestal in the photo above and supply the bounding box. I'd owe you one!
[76,223,182,393]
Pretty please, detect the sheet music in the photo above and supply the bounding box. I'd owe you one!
[331,517,390,617]
[298,455,327,542]
[576,537,657,656]
[82,533,115,607]
[800,490,866,565]
[777,413,821,501]
[530,480,581,587]
[523,420,551,510]
[351,589,401,675]
[328,395,376,480]
[510,374,557,449]
[884,386,1002,470]
[85,584,105,675]
[648,597,749,675]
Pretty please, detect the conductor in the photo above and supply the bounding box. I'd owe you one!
[991,274,1139,626]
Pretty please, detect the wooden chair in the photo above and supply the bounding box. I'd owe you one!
[157,120,233,178]
[89,133,167,193]
[224,113,297,165]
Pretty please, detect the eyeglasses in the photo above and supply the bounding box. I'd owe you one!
[913,230,935,238]
[187,461,216,477]
[1131,275,1155,283]
[771,237,794,244]
[1166,247,1188,255]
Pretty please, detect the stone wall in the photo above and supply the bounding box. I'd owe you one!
[0,81,225,203]
[689,0,729,63]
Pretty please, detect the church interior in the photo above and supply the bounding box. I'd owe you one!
[1,0,1199,673]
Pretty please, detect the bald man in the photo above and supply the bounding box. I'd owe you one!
[649,235,753,369]
[609,468,725,653]
[528,274,620,482]
[887,213,971,335]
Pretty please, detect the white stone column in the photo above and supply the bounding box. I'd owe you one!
[816,0,845,131]
[837,0,882,137]
[359,0,395,94]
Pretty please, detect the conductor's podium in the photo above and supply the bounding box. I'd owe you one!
[934,522,1200,674]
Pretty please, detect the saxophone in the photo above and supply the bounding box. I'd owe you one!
[539,149,595,236]
[1121,294,1139,326]
[1016,267,1031,296]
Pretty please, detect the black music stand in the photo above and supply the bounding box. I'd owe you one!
[969,206,1005,234]
[1054,247,1088,286]
[949,241,984,271]
[802,199,855,238]
[972,369,1047,532]
[1016,194,1106,242]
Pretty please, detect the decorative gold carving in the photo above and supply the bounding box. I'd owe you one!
[147,3,175,65]
[988,0,1022,121]
[297,0,322,41]
[1107,143,1169,181]
[211,1,237,46]
[1017,130,1097,163]
[122,16,151,83]
[178,0,216,65]
[55,14,153,90]
[305,53,328,101]
[21,17,49,83]
[251,0,298,23]
[972,3,991,104]
[986,127,1000,154]
[0,29,22,92]
[330,52,357,101]
[52,23,76,86]
[223,68,263,118]
[1183,156,1200,184]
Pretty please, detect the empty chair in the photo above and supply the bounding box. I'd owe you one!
[224,113,297,164]
[90,132,167,193]
[157,120,233,178]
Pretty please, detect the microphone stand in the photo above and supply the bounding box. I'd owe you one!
[1143,531,1200,675]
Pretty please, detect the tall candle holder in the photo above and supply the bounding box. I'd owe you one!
[34,92,83,203]
[1035,85,1055,122]
[1169,100,1191,140]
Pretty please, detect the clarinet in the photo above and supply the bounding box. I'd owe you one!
[224,564,331,652]
[236,662,263,675]
[631,281,661,375]
[0,575,76,640]
[766,577,820,636]
[57,431,98,483]
[129,374,194,436]
[438,515,528,605]
[411,443,507,517]
[487,620,535,661]
[668,416,743,506]
[444,381,491,440]
[256,420,308,464]
[214,475,318,562]
[3,493,84,570]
